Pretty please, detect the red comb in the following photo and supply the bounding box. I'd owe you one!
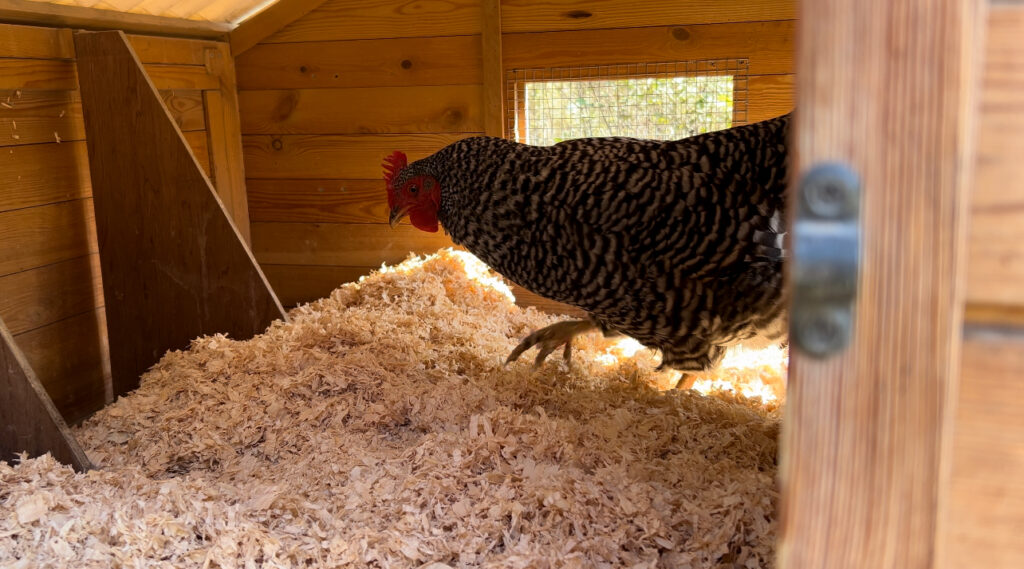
[382,150,408,186]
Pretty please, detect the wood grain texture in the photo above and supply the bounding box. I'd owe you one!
[965,5,1024,314]
[0,0,266,24]
[941,329,1024,569]
[238,85,484,134]
[235,35,482,90]
[126,34,223,65]
[205,43,252,243]
[0,22,74,59]
[0,141,91,212]
[14,308,110,425]
[1,317,92,471]
[230,0,331,55]
[778,0,984,567]
[0,58,219,91]
[74,31,286,396]
[251,222,455,267]
[263,0,481,44]
[481,0,503,137]
[247,178,388,223]
[500,0,796,34]
[0,89,203,148]
[242,132,476,179]
[502,20,795,75]
[0,199,97,278]
[0,0,230,39]
[182,129,212,175]
[0,254,104,336]
[746,74,795,123]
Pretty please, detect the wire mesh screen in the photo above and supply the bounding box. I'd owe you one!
[506,59,749,146]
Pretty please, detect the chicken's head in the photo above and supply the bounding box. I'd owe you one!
[383,150,441,233]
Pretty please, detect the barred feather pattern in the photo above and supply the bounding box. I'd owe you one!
[393,114,791,372]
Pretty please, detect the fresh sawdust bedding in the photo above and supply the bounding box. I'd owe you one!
[1,249,786,569]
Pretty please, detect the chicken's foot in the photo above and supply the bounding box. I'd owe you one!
[506,319,597,368]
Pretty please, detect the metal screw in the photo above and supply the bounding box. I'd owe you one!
[793,306,852,358]
[801,164,860,220]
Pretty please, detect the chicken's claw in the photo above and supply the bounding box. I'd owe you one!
[506,319,597,368]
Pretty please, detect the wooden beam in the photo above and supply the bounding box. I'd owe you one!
[481,0,503,137]
[0,0,231,40]
[0,316,92,472]
[229,0,331,56]
[73,31,286,396]
[778,0,985,567]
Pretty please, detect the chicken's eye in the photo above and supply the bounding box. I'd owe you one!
[410,185,419,194]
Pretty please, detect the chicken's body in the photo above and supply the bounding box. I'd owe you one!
[386,114,790,372]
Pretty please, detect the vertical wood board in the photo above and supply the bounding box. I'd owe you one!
[0,318,92,471]
[74,30,286,396]
[778,0,984,567]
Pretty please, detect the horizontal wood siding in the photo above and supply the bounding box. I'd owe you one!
[0,23,244,424]
[236,0,797,310]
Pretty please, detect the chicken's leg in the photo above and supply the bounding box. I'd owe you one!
[506,319,598,368]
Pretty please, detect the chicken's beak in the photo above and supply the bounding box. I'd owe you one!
[389,205,412,228]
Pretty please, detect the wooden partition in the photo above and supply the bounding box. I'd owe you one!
[0,22,249,423]
[235,0,797,308]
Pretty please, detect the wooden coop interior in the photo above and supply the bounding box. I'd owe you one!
[0,0,1021,567]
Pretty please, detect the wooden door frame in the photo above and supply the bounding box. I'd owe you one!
[779,0,987,567]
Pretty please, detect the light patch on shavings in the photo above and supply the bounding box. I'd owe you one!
[1,248,785,568]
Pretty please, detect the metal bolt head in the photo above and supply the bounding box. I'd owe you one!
[792,305,853,358]
[800,163,860,220]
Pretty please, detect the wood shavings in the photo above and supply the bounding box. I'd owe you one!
[1,249,785,568]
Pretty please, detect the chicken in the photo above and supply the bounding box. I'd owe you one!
[383,113,791,375]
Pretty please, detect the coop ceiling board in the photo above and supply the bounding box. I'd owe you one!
[73,30,286,397]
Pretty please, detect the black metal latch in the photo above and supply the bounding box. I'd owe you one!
[791,163,862,358]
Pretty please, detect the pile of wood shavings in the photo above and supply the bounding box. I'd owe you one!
[1,249,784,569]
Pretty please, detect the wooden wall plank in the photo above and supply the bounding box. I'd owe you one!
[965,5,1024,314]
[747,74,795,123]
[235,36,483,90]
[503,20,795,75]
[160,90,207,131]
[500,0,796,34]
[778,0,983,567]
[0,141,91,212]
[252,222,455,267]
[942,330,1024,569]
[182,129,212,175]
[263,0,481,44]
[0,254,103,336]
[238,85,484,134]
[0,199,97,277]
[14,308,110,424]
[247,178,385,223]
[0,90,84,146]
[0,59,77,90]
[0,59,220,91]
[230,0,331,56]
[242,132,475,179]
[259,263,370,307]
[0,22,74,59]
[126,34,222,65]
[0,89,203,147]
[74,30,285,396]
[1,318,92,471]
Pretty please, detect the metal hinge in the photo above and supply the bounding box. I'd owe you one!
[791,163,862,358]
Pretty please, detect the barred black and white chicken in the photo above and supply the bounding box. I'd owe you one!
[384,113,791,376]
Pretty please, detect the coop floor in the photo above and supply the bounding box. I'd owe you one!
[1,249,786,568]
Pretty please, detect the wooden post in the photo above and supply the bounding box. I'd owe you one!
[778,0,986,567]
[74,31,287,397]
[0,318,92,472]
[481,0,504,137]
